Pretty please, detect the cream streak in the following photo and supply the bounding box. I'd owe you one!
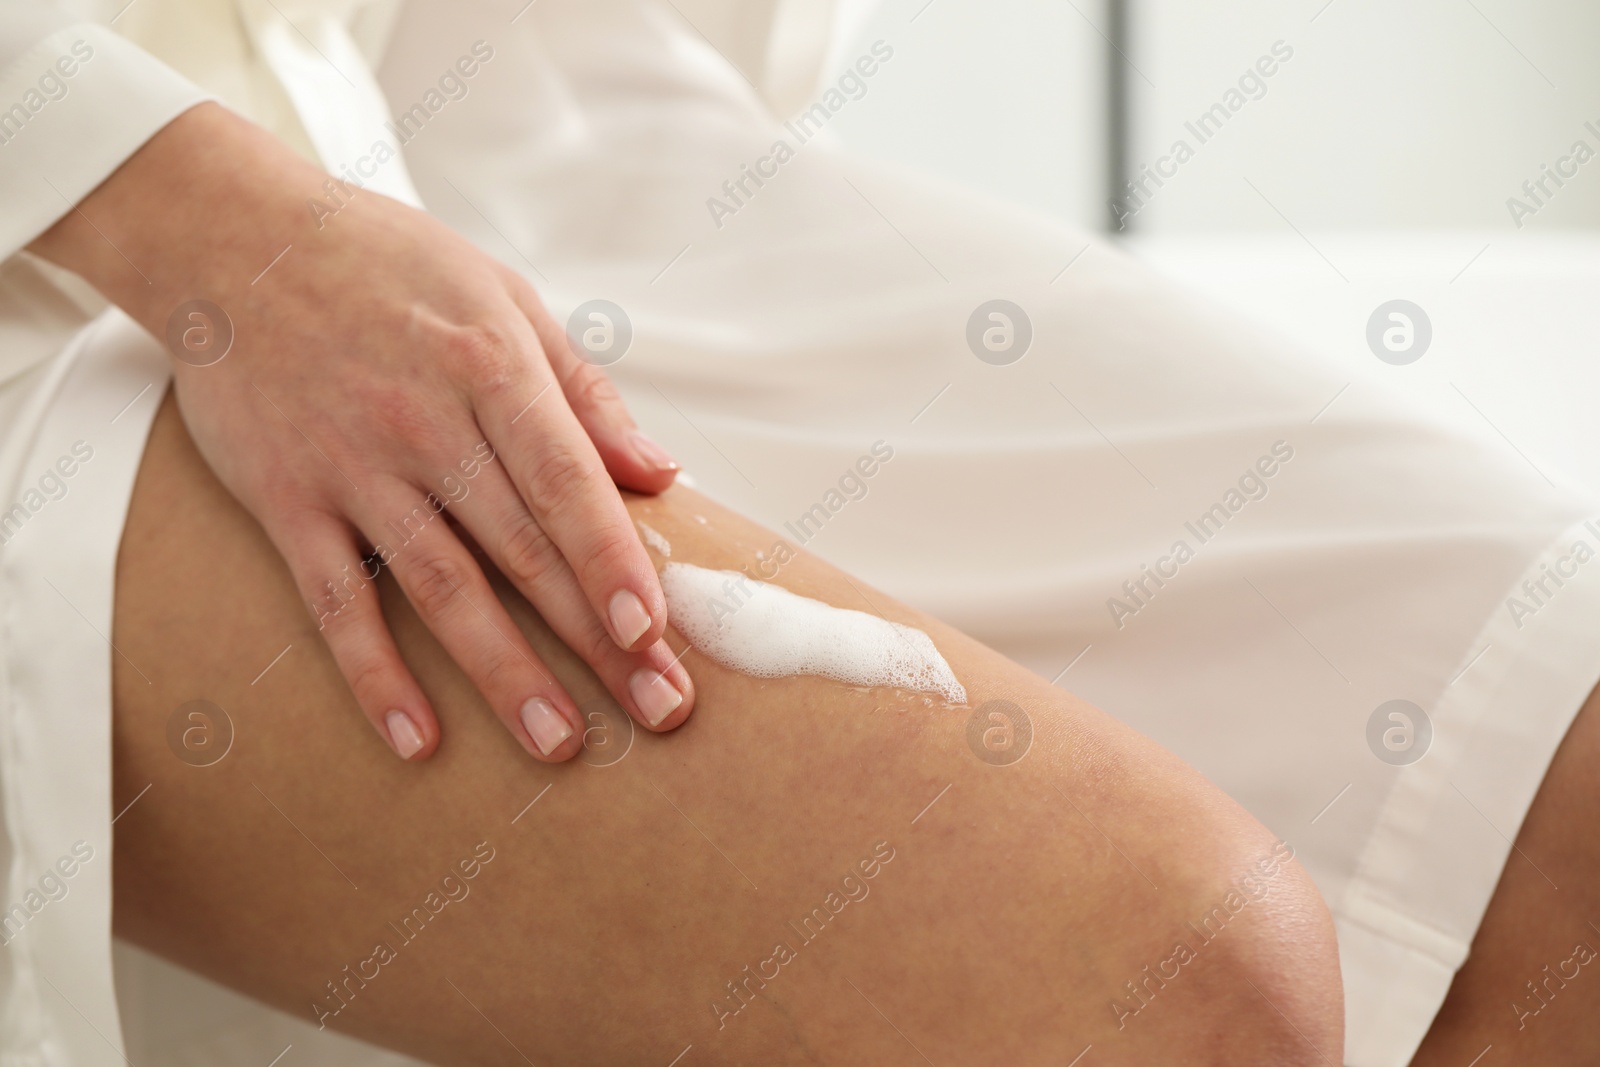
[661,562,966,704]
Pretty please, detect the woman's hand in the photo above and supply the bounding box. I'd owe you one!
[31,102,694,761]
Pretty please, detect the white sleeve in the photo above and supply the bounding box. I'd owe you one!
[0,9,213,260]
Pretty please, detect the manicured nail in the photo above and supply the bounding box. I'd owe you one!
[521,697,573,756]
[629,668,683,727]
[386,710,424,759]
[609,588,652,647]
[629,431,680,473]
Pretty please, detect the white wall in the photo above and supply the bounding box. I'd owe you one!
[1130,0,1600,232]
[829,0,1600,233]
[826,0,1107,230]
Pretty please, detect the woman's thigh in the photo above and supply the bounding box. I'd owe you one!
[1409,685,1600,1064]
[110,391,1341,1066]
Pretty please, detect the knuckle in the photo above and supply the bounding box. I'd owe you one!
[405,552,470,617]
[303,567,374,629]
[368,386,437,448]
[574,529,636,589]
[570,366,624,413]
[343,653,394,710]
[527,446,602,517]
[443,323,523,388]
[308,583,351,627]
[478,643,535,697]
[500,515,557,591]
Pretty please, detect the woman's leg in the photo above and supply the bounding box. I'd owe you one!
[111,391,1341,1066]
[1410,688,1600,1064]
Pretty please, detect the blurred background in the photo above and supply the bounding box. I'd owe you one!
[822,0,1600,232]
[797,0,1600,495]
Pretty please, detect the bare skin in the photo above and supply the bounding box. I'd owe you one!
[1410,688,1600,1065]
[112,391,1343,1065]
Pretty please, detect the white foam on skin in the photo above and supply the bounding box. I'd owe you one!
[660,562,967,704]
[637,521,671,556]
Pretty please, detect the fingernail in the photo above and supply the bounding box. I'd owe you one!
[386,710,425,759]
[629,668,683,727]
[521,697,573,756]
[629,431,680,473]
[609,588,653,647]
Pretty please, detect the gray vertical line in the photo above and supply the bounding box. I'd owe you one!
[1105,0,1131,234]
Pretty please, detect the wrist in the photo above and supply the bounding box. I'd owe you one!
[27,101,326,340]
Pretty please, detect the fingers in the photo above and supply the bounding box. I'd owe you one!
[501,265,680,495]
[274,513,439,761]
[354,482,587,762]
[451,461,694,732]
[472,325,669,658]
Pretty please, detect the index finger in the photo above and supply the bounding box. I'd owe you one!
[473,333,667,655]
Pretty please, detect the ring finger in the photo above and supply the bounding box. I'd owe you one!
[446,463,694,732]
[356,480,585,761]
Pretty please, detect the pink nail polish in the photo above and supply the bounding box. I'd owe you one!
[609,588,652,647]
[386,710,425,759]
[629,668,683,727]
[521,697,573,756]
[629,431,680,473]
